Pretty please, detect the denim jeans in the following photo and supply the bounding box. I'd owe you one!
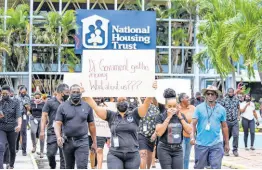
[157,142,183,169]
[183,137,192,169]
[107,151,140,169]
[30,117,44,153]
[194,142,224,169]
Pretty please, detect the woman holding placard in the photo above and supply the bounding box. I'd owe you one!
[83,81,157,169]
[155,88,192,169]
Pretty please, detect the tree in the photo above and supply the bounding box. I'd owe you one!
[195,0,262,92]
[194,0,242,92]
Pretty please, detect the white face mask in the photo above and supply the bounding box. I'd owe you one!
[130,98,135,102]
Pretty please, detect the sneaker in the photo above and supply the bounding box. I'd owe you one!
[152,165,156,168]
[40,153,44,158]
[224,152,230,156]
[250,147,255,150]
[233,151,239,157]
[22,152,27,156]
[31,147,36,153]
[245,147,249,151]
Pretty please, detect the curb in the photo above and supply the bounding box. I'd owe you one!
[29,153,39,169]
[222,160,247,169]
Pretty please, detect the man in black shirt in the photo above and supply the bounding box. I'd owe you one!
[40,84,69,169]
[0,85,22,169]
[55,84,97,169]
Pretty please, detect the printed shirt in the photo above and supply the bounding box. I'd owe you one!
[138,104,160,138]
[220,96,240,122]
[0,98,21,132]
[193,102,226,147]
[16,95,31,115]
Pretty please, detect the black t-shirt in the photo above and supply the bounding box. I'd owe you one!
[30,101,45,118]
[56,100,94,137]
[106,108,141,153]
[42,97,61,136]
[155,111,185,145]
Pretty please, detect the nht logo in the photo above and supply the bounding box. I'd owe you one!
[81,15,109,49]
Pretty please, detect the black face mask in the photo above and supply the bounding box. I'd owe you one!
[2,95,9,101]
[117,101,129,112]
[62,94,69,101]
[246,99,251,102]
[70,94,81,103]
[229,95,234,98]
[21,94,26,97]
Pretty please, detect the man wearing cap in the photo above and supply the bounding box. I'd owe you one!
[190,85,229,169]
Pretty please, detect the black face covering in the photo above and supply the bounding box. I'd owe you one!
[71,94,81,103]
[21,94,26,97]
[62,94,69,101]
[117,101,129,112]
[2,95,9,101]
[246,99,251,102]
[229,95,234,98]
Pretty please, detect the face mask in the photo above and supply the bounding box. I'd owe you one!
[117,101,129,112]
[229,95,233,98]
[196,96,201,100]
[62,94,69,101]
[21,94,26,97]
[70,94,81,103]
[246,99,251,102]
[2,95,9,101]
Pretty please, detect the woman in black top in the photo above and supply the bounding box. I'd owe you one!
[155,88,192,169]
[83,82,157,169]
[0,85,22,169]
[29,92,45,157]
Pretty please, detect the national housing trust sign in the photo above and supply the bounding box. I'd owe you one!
[75,10,156,54]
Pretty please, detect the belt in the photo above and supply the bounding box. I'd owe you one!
[160,141,182,148]
[64,134,88,141]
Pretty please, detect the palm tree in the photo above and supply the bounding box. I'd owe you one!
[194,0,240,92]
[5,4,30,72]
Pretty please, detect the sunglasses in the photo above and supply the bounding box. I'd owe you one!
[206,93,215,96]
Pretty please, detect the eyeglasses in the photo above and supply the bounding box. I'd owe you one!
[206,93,215,96]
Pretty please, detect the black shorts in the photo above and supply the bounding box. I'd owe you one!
[138,134,155,152]
[88,136,107,149]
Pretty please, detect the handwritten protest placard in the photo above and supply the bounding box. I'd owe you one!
[88,102,117,137]
[81,50,155,97]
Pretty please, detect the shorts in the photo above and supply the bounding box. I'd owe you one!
[88,136,107,149]
[138,134,155,152]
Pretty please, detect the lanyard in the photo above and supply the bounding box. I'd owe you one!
[206,104,215,123]
[112,113,122,136]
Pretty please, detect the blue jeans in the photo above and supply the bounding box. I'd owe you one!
[194,142,224,169]
[183,137,192,169]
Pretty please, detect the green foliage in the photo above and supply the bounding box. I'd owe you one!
[61,48,80,73]
[195,0,262,79]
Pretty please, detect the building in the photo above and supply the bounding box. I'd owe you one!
[0,0,261,99]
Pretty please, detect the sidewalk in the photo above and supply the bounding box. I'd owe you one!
[13,129,37,169]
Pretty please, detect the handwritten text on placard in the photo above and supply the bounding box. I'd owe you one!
[82,50,155,97]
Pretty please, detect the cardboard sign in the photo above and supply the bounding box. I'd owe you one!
[89,102,117,137]
[80,50,155,97]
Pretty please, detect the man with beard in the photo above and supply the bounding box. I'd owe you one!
[220,88,240,157]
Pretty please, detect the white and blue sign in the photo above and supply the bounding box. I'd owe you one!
[75,10,156,54]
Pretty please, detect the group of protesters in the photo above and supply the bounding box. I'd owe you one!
[0,81,260,169]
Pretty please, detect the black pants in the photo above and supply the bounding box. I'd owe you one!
[242,117,255,147]
[0,130,17,169]
[157,142,183,169]
[3,144,9,164]
[63,136,89,169]
[16,117,27,153]
[107,151,140,169]
[46,141,65,169]
[227,121,239,152]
